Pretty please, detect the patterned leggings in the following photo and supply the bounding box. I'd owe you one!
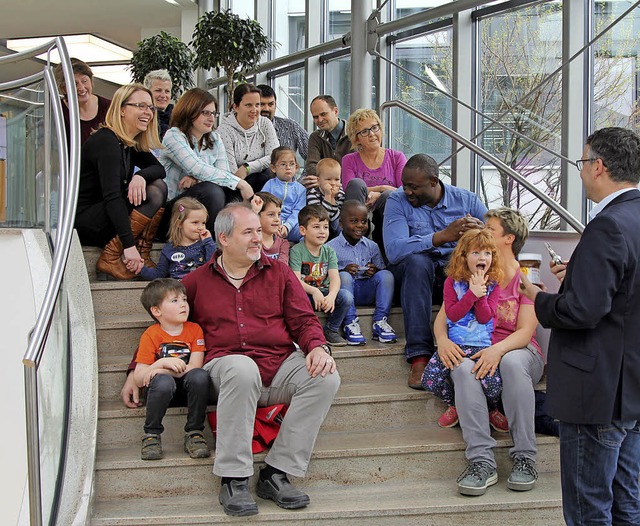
[421,345,503,406]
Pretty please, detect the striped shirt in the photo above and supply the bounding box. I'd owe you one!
[326,233,386,279]
[273,116,309,160]
[160,127,240,200]
[306,186,345,224]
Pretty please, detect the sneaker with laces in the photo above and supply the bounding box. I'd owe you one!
[184,430,211,459]
[141,433,163,460]
[343,318,366,345]
[457,461,498,496]
[489,408,509,433]
[372,317,398,343]
[323,326,347,347]
[507,456,538,491]
[438,406,459,428]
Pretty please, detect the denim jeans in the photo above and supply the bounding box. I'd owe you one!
[388,252,447,361]
[559,420,640,526]
[339,270,394,325]
[144,367,211,435]
[307,288,353,332]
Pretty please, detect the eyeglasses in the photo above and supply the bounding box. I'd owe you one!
[575,158,599,170]
[276,161,297,169]
[355,123,381,138]
[123,102,156,112]
[201,109,220,118]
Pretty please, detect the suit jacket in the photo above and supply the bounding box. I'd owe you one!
[535,189,640,424]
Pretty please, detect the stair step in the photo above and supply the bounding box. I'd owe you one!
[91,474,564,525]
[93,423,560,502]
[83,245,163,282]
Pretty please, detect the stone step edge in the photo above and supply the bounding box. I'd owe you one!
[90,474,563,525]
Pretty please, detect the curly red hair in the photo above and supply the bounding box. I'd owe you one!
[446,228,503,285]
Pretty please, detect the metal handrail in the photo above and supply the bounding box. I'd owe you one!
[380,99,585,234]
[1,36,80,526]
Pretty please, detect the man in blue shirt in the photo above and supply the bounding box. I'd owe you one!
[383,154,487,389]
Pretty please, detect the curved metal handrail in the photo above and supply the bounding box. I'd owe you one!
[380,99,585,234]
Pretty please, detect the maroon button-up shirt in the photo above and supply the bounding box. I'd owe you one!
[182,251,326,386]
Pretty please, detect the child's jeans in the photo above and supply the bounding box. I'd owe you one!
[421,345,502,406]
[307,288,353,332]
[144,367,210,435]
[339,270,394,325]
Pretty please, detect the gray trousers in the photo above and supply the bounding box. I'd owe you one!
[451,346,544,468]
[204,351,341,478]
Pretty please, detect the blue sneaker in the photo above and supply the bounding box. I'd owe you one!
[343,318,366,346]
[372,317,397,343]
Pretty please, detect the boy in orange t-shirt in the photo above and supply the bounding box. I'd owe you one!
[134,278,211,461]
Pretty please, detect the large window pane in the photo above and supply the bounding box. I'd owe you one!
[477,3,563,230]
[230,0,254,19]
[327,1,351,40]
[271,69,305,126]
[272,0,306,57]
[324,55,351,117]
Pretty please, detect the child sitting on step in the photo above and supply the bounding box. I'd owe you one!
[137,197,215,280]
[251,191,290,264]
[134,278,211,460]
[421,228,508,432]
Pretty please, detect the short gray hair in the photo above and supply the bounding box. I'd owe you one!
[214,202,253,249]
[143,69,172,89]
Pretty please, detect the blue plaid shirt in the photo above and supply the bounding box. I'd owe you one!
[327,233,386,279]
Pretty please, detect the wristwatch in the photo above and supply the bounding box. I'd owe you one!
[242,162,250,174]
[320,343,332,356]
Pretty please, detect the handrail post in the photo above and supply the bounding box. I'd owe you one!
[24,366,43,526]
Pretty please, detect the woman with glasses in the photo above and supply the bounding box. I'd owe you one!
[75,83,167,280]
[342,108,407,248]
[159,88,254,238]
[217,83,280,193]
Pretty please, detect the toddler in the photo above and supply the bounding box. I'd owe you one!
[306,157,345,238]
[261,146,306,242]
[422,228,507,431]
[134,278,211,460]
[138,197,215,280]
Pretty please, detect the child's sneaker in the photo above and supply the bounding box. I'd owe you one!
[457,461,498,496]
[489,408,509,433]
[184,430,211,459]
[372,317,398,343]
[141,433,163,460]
[323,326,348,347]
[438,406,459,428]
[507,456,538,491]
[343,318,366,346]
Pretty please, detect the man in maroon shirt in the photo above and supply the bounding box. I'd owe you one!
[182,203,340,517]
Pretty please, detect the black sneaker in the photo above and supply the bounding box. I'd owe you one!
[323,327,347,347]
[219,479,259,517]
[256,468,310,509]
[507,456,538,491]
[457,461,498,496]
[140,433,162,460]
[184,431,211,459]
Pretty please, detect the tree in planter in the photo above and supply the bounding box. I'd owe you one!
[129,31,196,100]
[191,9,274,103]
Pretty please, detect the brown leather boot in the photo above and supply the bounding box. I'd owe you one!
[135,208,164,268]
[96,235,137,280]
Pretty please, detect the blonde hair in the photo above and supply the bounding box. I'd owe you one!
[446,228,503,285]
[316,157,341,179]
[103,83,161,150]
[346,108,384,150]
[484,207,529,256]
[168,197,208,246]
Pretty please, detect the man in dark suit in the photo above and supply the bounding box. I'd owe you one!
[520,127,640,526]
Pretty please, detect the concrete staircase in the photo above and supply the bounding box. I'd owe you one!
[85,246,564,525]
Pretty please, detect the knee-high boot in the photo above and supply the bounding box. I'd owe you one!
[96,210,150,280]
[136,207,164,268]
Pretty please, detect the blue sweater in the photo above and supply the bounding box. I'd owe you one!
[261,177,307,233]
[140,238,216,280]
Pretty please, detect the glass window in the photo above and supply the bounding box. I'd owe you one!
[477,3,564,230]
[394,0,452,19]
[327,1,351,40]
[324,55,352,118]
[230,0,254,19]
[271,69,306,126]
[271,0,306,58]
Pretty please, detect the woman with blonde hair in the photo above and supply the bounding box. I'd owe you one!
[342,108,407,247]
[75,83,167,280]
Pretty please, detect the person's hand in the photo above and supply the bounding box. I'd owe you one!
[143,368,160,387]
[127,174,147,206]
[343,263,359,276]
[439,215,484,244]
[250,194,264,214]
[305,346,336,377]
[277,225,289,239]
[120,373,142,408]
[301,174,318,189]
[178,175,198,191]
[311,288,325,310]
[236,179,254,201]
[321,293,336,313]
[235,165,249,180]
[550,260,568,283]
[366,191,381,209]
[519,271,541,301]
[469,270,487,298]
[364,262,377,278]
[123,246,144,274]
[470,346,503,379]
[436,338,467,369]
[158,357,187,374]
[200,229,212,240]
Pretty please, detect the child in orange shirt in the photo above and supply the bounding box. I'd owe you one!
[134,278,211,460]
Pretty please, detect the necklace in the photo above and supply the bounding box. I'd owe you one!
[219,254,248,281]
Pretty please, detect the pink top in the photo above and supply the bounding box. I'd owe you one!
[262,235,290,264]
[492,272,542,356]
[341,149,407,189]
